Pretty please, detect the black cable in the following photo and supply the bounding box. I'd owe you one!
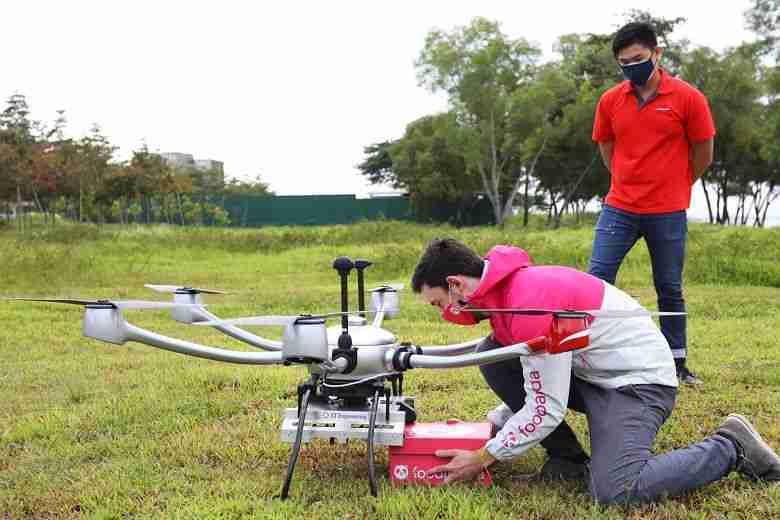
[280,386,313,500]
[367,389,381,497]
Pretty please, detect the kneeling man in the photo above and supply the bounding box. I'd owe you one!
[413,238,780,504]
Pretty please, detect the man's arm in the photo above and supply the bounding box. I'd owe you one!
[598,141,614,174]
[690,137,714,183]
[428,351,572,483]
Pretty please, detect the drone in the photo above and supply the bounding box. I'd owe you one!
[8,257,682,499]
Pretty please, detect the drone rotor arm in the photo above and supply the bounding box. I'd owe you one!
[404,341,537,369]
[415,337,485,356]
[190,307,283,352]
[123,322,285,365]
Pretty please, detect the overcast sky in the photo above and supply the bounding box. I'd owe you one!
[2,0,758,202]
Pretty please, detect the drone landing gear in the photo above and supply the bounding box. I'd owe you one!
[367,387,381,496]
[279,377,416,499]
[280,375,318,500]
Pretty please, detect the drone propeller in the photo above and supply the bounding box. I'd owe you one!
[6,297,203,310]
[369,283,405,292]
[463,308,686,319]
[194,309,390,327]
[144,284,227,295]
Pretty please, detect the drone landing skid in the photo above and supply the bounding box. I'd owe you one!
[279,377,416,499]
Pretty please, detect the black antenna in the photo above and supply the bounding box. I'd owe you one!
[332,256,354,348]
[354,259,372,317]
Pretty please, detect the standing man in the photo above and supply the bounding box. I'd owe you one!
[590,22,715,385]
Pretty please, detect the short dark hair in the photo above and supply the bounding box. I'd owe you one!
[612,22,658,58]
[411,238,484,293]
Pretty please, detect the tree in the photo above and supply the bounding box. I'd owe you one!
[682,45,768,225]
[356,141,396,187]
[745,0,779,48]
[416,18,543,226]
[221,174,273,196]
[389,113,484,222]
[0,94,35,229]
[745,0,780,225]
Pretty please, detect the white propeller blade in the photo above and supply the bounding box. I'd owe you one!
[195,315,299,327]
[584,309,686,319]
[195,309,392,327]
[465,308,686,319]
[113,300,205,310]
[145,284,227,295]
[370,283,405,292]
[5,298,202,310]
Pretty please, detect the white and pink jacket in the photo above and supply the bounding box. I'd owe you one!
[444,246,678,462]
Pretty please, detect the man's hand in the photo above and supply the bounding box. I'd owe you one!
[426,448,496,484]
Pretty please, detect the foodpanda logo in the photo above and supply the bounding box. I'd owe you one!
[393,465,409,480]
[503,431,518,449]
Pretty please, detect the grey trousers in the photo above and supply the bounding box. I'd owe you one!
[476,337,738,504]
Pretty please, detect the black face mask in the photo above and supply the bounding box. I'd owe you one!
[620,55,657,87]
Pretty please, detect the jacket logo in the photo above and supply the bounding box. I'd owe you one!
[503,431,518,448]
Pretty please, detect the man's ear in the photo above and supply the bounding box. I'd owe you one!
[445,275,462,289]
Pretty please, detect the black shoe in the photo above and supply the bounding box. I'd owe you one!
[716,414,780,481]
[677,365,704,386]
[539,457,590,481]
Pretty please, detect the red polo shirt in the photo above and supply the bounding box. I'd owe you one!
[592,69,715,213]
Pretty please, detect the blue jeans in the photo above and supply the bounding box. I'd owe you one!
[477,337,737,504]
[588,205,688,359]
[569,378,736,504]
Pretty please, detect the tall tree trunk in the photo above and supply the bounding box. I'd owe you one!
[16,183,23,232]
[502,134,549,225]
[701,178,714,224]
[552,152,598,229]
[79,174,84,223]
[522,169,530,227]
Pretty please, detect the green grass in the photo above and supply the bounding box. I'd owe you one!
[1,220,779,519]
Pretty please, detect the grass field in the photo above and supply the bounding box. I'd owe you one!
[1,220,779,519]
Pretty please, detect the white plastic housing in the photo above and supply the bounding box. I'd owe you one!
[171,292,206,324]
[82,307,127,345]
[282,319,328,362]
[370,290,399,319]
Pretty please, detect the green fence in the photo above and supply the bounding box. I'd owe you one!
[222,194,411,226]
[220,194,495,227]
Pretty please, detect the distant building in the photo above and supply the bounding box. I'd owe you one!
[160,152,196,169]
[160,152,225,189]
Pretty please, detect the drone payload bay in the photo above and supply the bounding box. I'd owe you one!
[9,257,682,498]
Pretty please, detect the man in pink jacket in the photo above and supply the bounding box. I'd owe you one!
[412,238,780,504]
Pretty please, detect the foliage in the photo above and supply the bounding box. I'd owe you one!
[0,95,270,228]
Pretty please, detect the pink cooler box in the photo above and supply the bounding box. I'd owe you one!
[388,420,494,486]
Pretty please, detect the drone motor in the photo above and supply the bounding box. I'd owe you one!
[82,305,127,345]
[282,317,329,364]
[370,287,400,320]
[171,290,206,324]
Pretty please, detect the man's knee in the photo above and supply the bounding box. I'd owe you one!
[590,475,637,505]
